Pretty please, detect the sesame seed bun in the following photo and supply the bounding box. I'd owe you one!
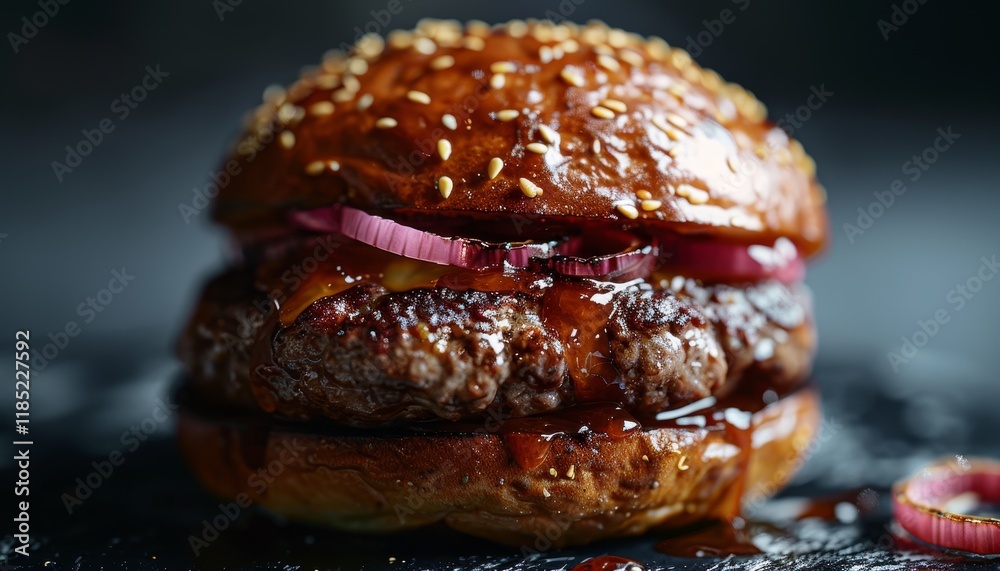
[176,386,820,547]
[212,19,829,256]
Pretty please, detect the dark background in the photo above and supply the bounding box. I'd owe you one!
[1,1,998,569]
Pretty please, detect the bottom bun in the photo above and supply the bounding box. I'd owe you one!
[177,387,820,548]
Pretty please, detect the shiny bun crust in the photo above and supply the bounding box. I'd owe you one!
[213,19,828,256]
[177,388,819,547]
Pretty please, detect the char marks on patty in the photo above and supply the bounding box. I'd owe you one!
[179,265,814,426]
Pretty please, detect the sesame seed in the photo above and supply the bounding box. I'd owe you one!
[618,49,644,67]
[488,157,504,179]
[332,89,354,103]
[490,61,517,73]
[566,465,576,479]
[309,101,334,116]
[539,45,554,63]
[437,139,452,161]
[754,145,768,159]
[542,488,551,498]
[676,184,709,204]
[414,37,436,55]
[548,467,558,477]
[607,29,628,48]
[640,199,662,211]
[670,49,692,69]
[508,20,528,37]
[387,30,412,49]
[463,36,486,51]
[591,106,615,119]
[327,160,340,171]
[407,90,431,104]
[668,83,688,98]
[519,177,543,198]
[642,454,650,462]
[678,455,689,470]
[526,142,548,154]
[279,131,295,149]
[727,156,740,173]
[600,98,627,113]
[305,161,325,175]
[438,176,453,198]
[776,147,792,165]
[560,66,584,87]
[538,125,559,145]
[489,73,506,89]
[666,113,688,129]
[277,103,298,123]
[356,93,373,110]
[534,24,554,42]
[597,54,621,72]
[356,34,384,58]
[636,189,652,200]
[375,117,398,129]
[315,75,338,90]
[561,38,580,53]
[429,54,455,70]
[347,57,368,75]
[496,109,520,122]
[593,139,601,153]
[651,116,670,134]
[616,203,639,219]
[342,76,361,92]
[442,114,458,130]
[262,84,286,104]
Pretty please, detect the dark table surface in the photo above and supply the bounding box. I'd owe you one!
[3,2,999,569]
[3,344,999,571]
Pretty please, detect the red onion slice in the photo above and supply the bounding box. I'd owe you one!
[290,206,804,283]
[893,456,1000,555]
[658,235,805,283]
[290,205,575,268]
[541,238,659,282]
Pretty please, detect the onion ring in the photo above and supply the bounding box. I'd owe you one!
[540,238,659,282]
[290,205,577,268]
[893,455,1000,555]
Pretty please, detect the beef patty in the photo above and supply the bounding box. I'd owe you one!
[177,241,814,427]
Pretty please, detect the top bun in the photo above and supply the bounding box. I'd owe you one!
[213,19,828,256]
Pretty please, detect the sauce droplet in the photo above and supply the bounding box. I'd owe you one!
[656,519,763,558]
